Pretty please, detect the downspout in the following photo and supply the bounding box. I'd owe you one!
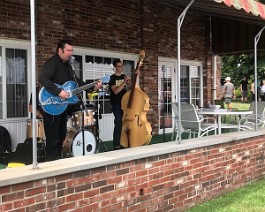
[209,15,217,101]
[213,56,217,100]
[254,26,265,131]
[176,0,195,143]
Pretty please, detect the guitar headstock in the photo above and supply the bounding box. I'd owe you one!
[94,74,110,91]
[101,74,110,84]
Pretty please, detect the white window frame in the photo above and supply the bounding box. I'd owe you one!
[0,39,31,121]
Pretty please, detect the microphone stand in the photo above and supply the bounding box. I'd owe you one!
[69,56,87,156]
[79,95,88,156]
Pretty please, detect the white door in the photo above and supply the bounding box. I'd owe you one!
[158,60,175,134]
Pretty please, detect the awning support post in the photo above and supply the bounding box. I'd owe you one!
[30,0,38,169]
[176,0,195,143]
[254,26,265,131]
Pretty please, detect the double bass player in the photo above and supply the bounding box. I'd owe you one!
[109,59,140,150]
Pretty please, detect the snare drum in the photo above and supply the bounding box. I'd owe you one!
[72,110,96,128]
[62,129,97,158]
[26,119,45,140]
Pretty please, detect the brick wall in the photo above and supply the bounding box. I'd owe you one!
[0,0,214,133]
[0,134,265,211]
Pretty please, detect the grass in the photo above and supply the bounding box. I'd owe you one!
[187,178,265,212]
[228,101,250,110]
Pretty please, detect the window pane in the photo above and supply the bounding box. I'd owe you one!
[6,48,28,118]
[180,65,190,102]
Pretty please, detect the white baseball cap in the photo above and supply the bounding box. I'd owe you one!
[225,77,231,81]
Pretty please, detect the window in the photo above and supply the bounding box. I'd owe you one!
[180,64,202,107]
[0,40,30,120]
[73,48,137,115]
[158,63,174,130]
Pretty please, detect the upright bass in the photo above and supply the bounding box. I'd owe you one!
[120,50,152,147]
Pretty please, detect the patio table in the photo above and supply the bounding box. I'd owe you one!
[197,109,253,134]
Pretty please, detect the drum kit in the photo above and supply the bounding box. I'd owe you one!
[62,105,99,158]
[26,103,103,158]
[26,85,109,159]
[62,89,109,158]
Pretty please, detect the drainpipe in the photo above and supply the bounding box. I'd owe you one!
[209,15,217,102]
[212,55,217,101]
[177,0,195,143]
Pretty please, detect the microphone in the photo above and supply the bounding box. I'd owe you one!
[69,56,75,64]
[162,65,167,73]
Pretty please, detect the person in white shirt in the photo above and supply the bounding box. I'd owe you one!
[222,77,236,110]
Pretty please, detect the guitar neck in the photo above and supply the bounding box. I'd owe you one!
[72,81,97,95]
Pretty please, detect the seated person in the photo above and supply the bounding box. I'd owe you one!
[29,82,43,119]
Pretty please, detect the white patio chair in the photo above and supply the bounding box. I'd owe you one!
[180,103,217,137]
[238,101,265,131]
[171,102,191,140]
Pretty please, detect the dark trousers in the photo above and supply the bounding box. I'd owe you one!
[112,104,123,148]
[43,111,68,161]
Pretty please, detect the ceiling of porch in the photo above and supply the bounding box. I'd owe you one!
[161,0,265,54]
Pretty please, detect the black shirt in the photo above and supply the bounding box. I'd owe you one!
[109,74,127,106]
[39,54,85,96]
[240,79,248,91]
[29,86,42,112]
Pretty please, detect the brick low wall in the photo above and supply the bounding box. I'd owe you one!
[1,131,265,211]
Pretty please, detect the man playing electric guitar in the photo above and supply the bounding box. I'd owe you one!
[39,39,101,161]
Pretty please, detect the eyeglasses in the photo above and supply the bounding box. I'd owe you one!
[115,65,123,68]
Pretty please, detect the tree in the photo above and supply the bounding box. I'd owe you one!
[221,52,265,87]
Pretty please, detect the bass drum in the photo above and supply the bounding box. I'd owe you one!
[72,130,97,156]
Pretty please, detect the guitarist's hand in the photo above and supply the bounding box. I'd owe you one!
[95,81,102,90]
[59,90,69,100]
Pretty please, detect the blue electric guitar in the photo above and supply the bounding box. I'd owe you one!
[39,74,110,115]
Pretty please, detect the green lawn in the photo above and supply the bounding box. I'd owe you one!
[187,178,265,212]
[229,101,250,110]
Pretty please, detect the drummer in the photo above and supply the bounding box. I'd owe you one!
[28,82,43,119]
[27,82,45,142]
